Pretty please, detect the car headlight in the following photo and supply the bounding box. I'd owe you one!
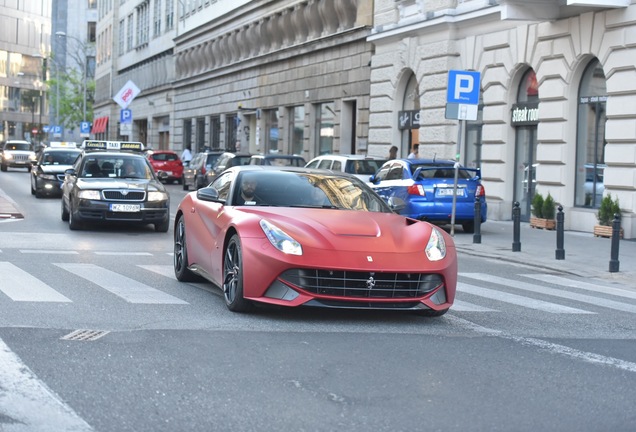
[425,227,446,261]
[260,219,302,256]
[4,154,12,160]
[77,190,101,200]
[39,173,58,181]
[147,191,168,202]
[29,154,37,161]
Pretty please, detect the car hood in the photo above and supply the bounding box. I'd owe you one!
[241,207,439,253]
[76,178,166,192]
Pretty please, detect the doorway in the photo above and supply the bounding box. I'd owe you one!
[514,126,537,221]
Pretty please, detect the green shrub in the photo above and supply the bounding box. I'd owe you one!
[531,192,544,218]
[597,194,621,226]
[542,193,556,220]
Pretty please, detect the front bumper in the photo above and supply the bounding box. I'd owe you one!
[74,198,169,224]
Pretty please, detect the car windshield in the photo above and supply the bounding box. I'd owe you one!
[153,153,178,161]
[81,156,153,179]
[5,143,30,151]
[42,151,80,165]
[231,170,391,212]
[345,159,384,175]
[413,164,474,180]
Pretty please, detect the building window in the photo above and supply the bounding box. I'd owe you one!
[87,22,96,42]
[126,14,133,52]
[165,0,174,31]
[183,119,192,149]
[316,102,335,155]
[88,0,97,9]
[210,116,221,150]
[225,114,238,150]
[196,117,205,152]
[263,109,279,153]
[575,59,607,209]
[136,1,150,47]
[153,0,162,37]
[289,106,304,156]
[118,20,125,55]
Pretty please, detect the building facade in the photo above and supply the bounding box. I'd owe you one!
[367,0,636,238]
[172,0,373,160]
[0,2,51,145]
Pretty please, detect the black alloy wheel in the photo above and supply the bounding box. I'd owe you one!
[173,215,199,281]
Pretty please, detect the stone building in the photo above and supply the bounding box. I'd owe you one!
[173,0,373,160]
[367,0,635,238]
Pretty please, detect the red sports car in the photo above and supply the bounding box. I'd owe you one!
[146,150,184,184]
[173,166,457,316]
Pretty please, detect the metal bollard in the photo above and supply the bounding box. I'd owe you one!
[555,205,565,260]
[473,196,481,244]
[609,213,621,273]
[512,201,521,252]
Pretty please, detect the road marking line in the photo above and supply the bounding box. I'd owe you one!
[138,264,176,279]
[0,262,72,302]
[447,316,636,374]
[452,299,498,312]
[462,273,636,314]
[521,274,636,300]
[0,336,94,431]
[55,263,188,304]
[20,250,79,254]
[458,282,594,314]
[93,252,153,256]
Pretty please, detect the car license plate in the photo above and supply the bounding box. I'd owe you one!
[437,188,464,196]
[110,203,141,212]
[165,171,173,175]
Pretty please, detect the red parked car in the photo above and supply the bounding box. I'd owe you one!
[146,150,184,184]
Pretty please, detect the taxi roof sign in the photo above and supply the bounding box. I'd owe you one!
[49,141,78,148]
[81,140,144,152]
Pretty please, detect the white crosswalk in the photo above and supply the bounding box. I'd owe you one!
[1,261,635,316]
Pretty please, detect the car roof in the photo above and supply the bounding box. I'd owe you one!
[312,154,384,160]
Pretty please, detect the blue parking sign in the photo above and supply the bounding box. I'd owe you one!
[447,70,481,105]
[80,121,91,134]
[120,109,132,124]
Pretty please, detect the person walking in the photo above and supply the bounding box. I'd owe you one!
[407,143,419,159]
[181,145,192,165]
[388,145,398,160]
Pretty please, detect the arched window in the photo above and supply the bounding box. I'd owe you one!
[575,59,607,208]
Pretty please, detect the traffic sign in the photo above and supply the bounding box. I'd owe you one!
[120,109,132,124]
[447,70,480,104]
[113,80,140,109]
[80,121,91,136]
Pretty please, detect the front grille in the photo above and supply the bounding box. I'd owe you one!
[102,189,145,201]
[13,154,28,161]
[281,269,443,299]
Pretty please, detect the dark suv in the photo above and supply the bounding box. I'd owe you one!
[182,150,225,190]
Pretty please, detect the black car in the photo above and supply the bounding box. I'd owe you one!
[60,140,170,232]
[182,150,225,190]
[204,152,252,185]
[30,144,82,198]
[249,154,306,167]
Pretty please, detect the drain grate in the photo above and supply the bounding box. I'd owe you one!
[61,329,110,341]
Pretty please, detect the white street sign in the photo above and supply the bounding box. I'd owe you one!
[113,80,140,109]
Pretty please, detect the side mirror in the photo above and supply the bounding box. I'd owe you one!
[196,187,223,203]
[387,196,406,212]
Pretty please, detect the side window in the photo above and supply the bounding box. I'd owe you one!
[386,164,404,181]
[211,172,233,201]
[317,159,332,169]
[306,160,320,169]
[374,164,391,181]
[332,161,342,171]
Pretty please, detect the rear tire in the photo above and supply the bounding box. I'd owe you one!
[462,221,475,234]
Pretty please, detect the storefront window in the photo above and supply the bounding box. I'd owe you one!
[575,59,607,209]
[289,106,305,155]
[316,102,334,155]
[225,114,238,151]
[210,116,221,150]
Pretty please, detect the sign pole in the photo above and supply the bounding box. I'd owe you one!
[450,119,464,236]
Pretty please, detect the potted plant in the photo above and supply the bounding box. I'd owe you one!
[530,191,556,230]
[595,194,623,238]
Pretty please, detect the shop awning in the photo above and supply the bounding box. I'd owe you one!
[91,117,109,134]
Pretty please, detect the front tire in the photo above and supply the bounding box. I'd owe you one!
[155,217,170,233]
[1,164,7,172]
[223,234,252,312]
[462,221,475,234]
[61,199,69,221]
[68,204,82,230]
[173,215,200,282]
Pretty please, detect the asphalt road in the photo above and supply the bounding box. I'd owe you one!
[1,168,635,432]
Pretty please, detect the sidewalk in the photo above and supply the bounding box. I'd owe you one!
[452,220,636,283]
[0,189,23,219]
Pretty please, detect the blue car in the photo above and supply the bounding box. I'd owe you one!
[369,158,487,233]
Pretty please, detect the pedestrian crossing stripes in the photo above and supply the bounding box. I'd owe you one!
[1,261,635,315]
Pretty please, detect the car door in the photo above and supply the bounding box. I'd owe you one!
[370,162,407,201]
